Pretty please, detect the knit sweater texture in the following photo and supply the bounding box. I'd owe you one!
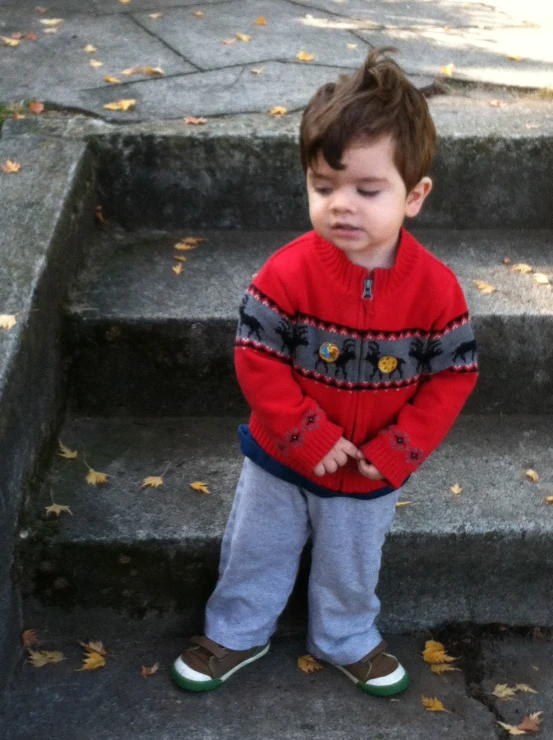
[235,228,479,496]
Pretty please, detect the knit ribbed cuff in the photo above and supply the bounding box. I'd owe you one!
[360,436,411,490]
[291,421,344,471]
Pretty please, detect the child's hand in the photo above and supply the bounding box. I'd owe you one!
[357,456,385,480]
[313,437,360,477]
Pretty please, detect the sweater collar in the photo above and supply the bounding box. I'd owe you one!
[313,227,420,297]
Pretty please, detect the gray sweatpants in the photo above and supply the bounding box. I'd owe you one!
[205,457,400,665]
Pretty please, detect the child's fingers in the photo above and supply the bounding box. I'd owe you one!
[313,462,325,477]
[340,439,360,458]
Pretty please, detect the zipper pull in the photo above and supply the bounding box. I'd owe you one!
[362,277,373,300]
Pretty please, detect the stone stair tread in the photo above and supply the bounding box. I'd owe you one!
[38,413,553,547]
[67,228,553,321]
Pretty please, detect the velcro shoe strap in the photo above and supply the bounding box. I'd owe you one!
[191,635,227,660]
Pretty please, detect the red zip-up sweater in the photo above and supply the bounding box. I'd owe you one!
[235,228,478,496]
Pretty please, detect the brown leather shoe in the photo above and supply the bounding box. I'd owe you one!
[171,635,270,692]
[333,640,409,696]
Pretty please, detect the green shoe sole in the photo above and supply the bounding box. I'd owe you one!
[171,643,270,692]
[335,663,410,697]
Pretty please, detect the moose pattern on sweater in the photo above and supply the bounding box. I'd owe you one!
[236,286,478,390]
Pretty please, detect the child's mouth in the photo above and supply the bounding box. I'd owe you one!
[332,224,361,237]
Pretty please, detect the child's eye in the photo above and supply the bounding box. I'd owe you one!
[314,186,331,195]
[358,190,380,197]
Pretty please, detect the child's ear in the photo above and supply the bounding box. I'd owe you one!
[405,177,432,218]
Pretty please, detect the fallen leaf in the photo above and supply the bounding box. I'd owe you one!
[77,650,105,671]
[473,280,496,294]
[85,468,109,486]
[255,16,268,25]
[1,36,21,47]
[489,99,506,108]
[526,469,540,483]
[222,39,236,45]
[297,50,315,62]
[173,256,187,262]
[29,101,44,114]
[172,263,184,275]
[21,630,39,648]
[441,63,455,76]
[431,664,461,674]
[493,683,517,700]
[347,43,358,49]
[515,683,538,694]
[450,483,463,495]
[26,33,39,41]
[43,29,58,35]
[503,257,512,265]
[518,712,544,733]
[533,273,550,285]
[40,18,63,27]
[27,649,65,667]
[0,314,17,329]
[78,640,107,656]
[104,76,121,84]
[193,10,204,17]
[149,13,163,19]
[297,654,323,673]
[58,440,78,459]
[141,663,160,677]
[183,116,207,125]
[421,696,448,712]
[174,236,205,250]
[1,159,22,174]
[545,496,553,504]
[103,99,136,111]
[511,263,533,274]
[142,66,164,76]
[507,54,523,61]
[83,44,97,53]
[270,106,287,117]
[395,501,412,507]
[142,476,163,488]
[236,33,251,42]
[45,503,73,518]
[422,640,457,665]
[35,7,48,14]
[497,721,527,736]
[95,205,106,225]
[119,0,131,4]
[190,481,209,494]
[11,32,25,40]
[250,67,264,74]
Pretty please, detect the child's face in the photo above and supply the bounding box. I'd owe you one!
[306,135,431,266]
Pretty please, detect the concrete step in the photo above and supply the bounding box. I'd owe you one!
[20,413,553,631]
[65,228,553,415]
[0,603,500,740]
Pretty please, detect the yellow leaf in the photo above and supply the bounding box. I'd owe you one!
[270,106,287,117]
[85,468,109,486]
[497,722,527,736]
[450,483,463,495]
[1,159,22,174]
[142,476,163,488]
[190,481,209,494]
[510,263,533,274]
[174,256,187,262]
[255,16,268,25]
[347,43,358,49]
[89,59,104,68]
[122,67,140,75]
[45,503,73,518]
[183,116,207,125]
[1,36,21,47]
[473,280,497,294]
[27,649,65,666]
[103,99,136,111]
[441,63,455,76]
[149,13,163,19]
[40,18,64,27]
[431,664,461,674]
[0,314,17,329]
[250,67,264,75]
[507,54,523,61]
[297,51,315,62]
[545,496,553,504]
[174,236,205,250]
[58,440,78,459]
[78,640,107,656]
[193,10,204,17]
[422,640,457,664]
[119,0,131,4]
[515,683,538,694]
[421,696,448,712]
[297,654,323,673]
[395,501,412,507]
[83,44,97,53]
[493,683,517,699]
[142,66,164,76]
[142,662,160,677]
[236,33,251,42]
[526,469,540,483]
[533,273,550,285]
[77,650,106,671]
[172,263,184,275]
[104,76,121,84]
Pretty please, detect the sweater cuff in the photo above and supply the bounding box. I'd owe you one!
[291,421,344,471]
[360,436,412,490]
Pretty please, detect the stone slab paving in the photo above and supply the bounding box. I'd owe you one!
[1,0,552,121]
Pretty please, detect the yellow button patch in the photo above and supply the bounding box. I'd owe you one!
[319,342,340,363]
[378,356,398,374]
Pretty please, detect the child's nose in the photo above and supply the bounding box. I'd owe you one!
[330,189,354,213]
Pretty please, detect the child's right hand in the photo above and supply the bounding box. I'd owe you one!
[313,437,360,477]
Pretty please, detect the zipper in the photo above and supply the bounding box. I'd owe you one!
[362,274,373,300]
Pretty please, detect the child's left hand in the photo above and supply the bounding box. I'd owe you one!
[356,453,385,480]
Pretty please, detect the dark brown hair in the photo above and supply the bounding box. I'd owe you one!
[299,48,436,192]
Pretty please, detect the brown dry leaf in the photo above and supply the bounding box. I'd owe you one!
[26,33,39,41]
[78,640,107,656]
[85,468,109,486]
[174,256,187,263]
[533,273,550,286]
[193,10,204,17]
[518,712,544,733]
[421,696,448,712]
[77,650,106,671]
[236,33,251,42]
[297,50,314,62]
[122,67,140,75]
[45,503,73,518]
[422,640,457,665]
[142,476,163,489]
[141,662,160,678]
[1,36,20,47]
[473,280,496,294]
[143,66,164,76]
[270,106,287,117]
[190,481,209,494]
[450,483,463,495]
[27,649,65,667]
[21,629,39,648]
[40,18,64,27]
[58,440,78,459]
[255,16,268,25]
[172,263,184,275]
[149,13,163,19]
[511,263,533,274]
[489,99,506,108]
[250,67,264,74]
[515,683,538,694]
[497,722,527,736]
[545,496,553,504]
[395,501,412,507]
[12,32,25,40]
[183,116,207,125]
[526,469,540,483]
[441,63,455,76]
[84,44,97,53]
[431,664,461,675]
[493,683,517,700]
[29,101,44,114]
[503,257,512,265]
[103,99,136,111]
[104,76,121,84]
[297,654,323,673]
[1,159,22,174]
[175,236,205,250]
[0,314,18,330]
[507,54,523,62]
